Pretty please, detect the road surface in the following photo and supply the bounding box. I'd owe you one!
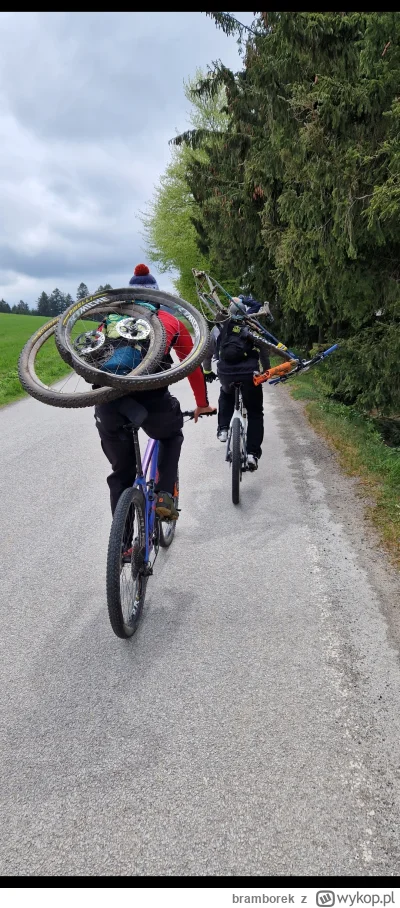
[1,381,400,876]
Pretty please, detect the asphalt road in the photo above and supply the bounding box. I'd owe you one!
[1,380,400,877]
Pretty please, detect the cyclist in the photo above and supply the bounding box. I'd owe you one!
[94,264,215,520]
[202,297,267,471]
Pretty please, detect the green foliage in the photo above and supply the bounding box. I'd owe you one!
[141,70,232,304]
[170,11,400,416]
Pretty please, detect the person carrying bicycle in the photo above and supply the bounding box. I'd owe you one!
[202,297,267,471]
[94,264,215,520]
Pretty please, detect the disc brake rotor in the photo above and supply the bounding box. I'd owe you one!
[115,317,152,342]
[73,330,106,357]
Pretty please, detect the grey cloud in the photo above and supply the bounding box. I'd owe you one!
[0,11,254,305]
[0,12,248,142]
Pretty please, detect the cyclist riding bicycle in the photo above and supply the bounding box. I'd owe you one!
[202,296,268,472]
[94,264,215,520]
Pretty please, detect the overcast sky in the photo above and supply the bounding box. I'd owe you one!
[0,11,253,307]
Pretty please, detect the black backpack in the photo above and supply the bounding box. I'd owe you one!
[218,321,259,365]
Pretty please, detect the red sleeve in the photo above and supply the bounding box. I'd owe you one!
[173,321,209,408]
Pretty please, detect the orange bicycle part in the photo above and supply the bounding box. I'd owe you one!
[253,361,294,386]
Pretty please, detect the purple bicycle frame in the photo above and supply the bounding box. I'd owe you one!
[133,436,159,563]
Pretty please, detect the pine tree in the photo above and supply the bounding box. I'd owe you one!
[15,300,30,314]
[36,292,51,316]
[49,288,66,316]
[76,282,89,300]
[0,299,11,313]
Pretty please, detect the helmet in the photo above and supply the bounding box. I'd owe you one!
[228,297,246,318]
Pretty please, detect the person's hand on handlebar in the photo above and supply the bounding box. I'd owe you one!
[193,405,217,423]
[203,369,217,383]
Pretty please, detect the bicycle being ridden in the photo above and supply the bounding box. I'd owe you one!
[195,271,338,505]
[106,407,215,639]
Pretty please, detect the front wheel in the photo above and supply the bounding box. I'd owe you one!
[106,487,147,638]
[231,418,241,505]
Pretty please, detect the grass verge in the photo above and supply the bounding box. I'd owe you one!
[287,368,400,568]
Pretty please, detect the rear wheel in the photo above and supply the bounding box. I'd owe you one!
[106,487,147,638]
[231,418,241,505]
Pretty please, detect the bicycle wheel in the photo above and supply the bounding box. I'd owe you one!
[106,486,148,638]
[18,315,124,408]
[231,417,241,505]
[56,287,209,392]
[55,296,166,385]
[158,472,179,548]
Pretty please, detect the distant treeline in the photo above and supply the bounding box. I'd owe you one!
[0,282,113,316]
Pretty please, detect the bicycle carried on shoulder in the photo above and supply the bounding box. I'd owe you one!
[106,409,215,639]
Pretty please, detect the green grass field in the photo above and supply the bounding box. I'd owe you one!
[0,313,75,407]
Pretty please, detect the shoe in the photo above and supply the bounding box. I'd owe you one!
[217,428,228,443]
[247,454,258,472]
[155,491,179,521]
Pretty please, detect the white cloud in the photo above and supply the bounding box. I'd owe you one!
[0,11,254,306]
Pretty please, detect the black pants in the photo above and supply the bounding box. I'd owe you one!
[217,372,264,459]
[94,389,183,515]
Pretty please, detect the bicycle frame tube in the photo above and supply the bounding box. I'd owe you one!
[133,436,159,564]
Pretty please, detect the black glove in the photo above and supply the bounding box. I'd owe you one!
[203,369,217,384]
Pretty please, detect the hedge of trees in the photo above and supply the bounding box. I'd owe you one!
[145,12,400,418]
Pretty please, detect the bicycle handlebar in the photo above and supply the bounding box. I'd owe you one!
[182,410,217,420]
